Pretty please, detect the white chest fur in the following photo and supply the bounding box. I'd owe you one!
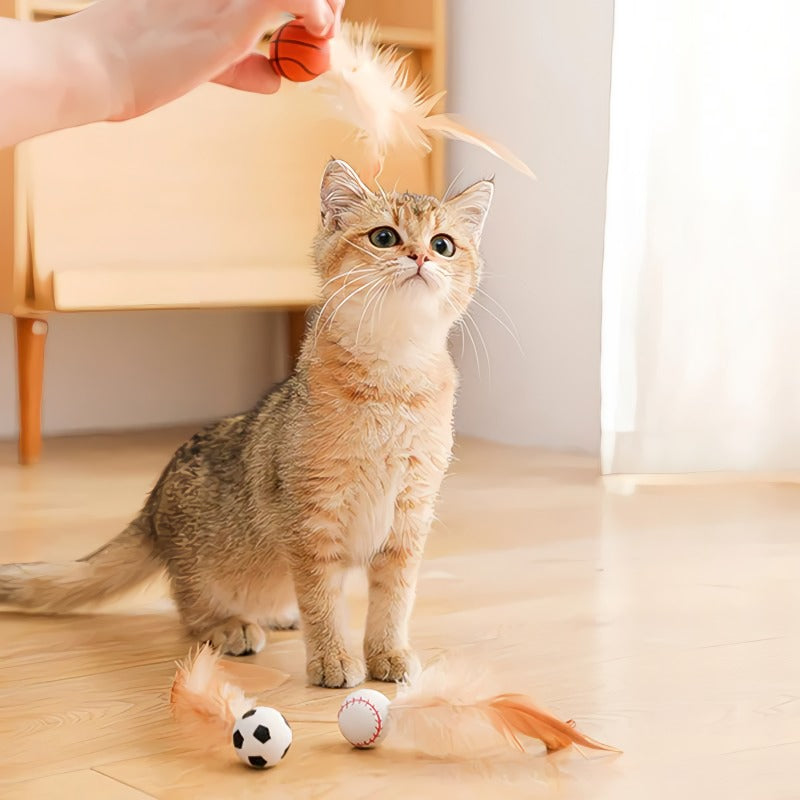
[344,459,403,565]
[340,404,422,565]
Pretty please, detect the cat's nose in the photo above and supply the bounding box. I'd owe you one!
[410,254,429,268]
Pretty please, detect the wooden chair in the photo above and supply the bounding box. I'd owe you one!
[0,0,445,464]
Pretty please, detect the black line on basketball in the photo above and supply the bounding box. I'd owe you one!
[271,56,320,78]
[270,37,287,77]
[274,37,323,51]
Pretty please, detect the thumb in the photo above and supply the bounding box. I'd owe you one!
[212,53,281,94]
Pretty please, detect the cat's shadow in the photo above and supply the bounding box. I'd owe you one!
[1,606,192,668]
[1,604,306,689]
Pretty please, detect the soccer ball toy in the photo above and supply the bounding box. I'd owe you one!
[232,707,293,769]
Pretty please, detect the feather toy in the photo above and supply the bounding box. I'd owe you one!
[388,658,619,757]
[311,22,535,180]
[169,647,617,759]
[169,645,289,746]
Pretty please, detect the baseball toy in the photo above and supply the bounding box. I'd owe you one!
[337,689,391,748]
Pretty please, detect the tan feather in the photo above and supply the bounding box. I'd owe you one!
[419,115,536,180]
[389,659,618,757]
[169,645,289,747]
[486,694,620,753]
[314,22,534,179]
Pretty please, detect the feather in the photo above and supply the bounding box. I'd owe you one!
[313,23,534,179]
[389,659,619,758]
[419,115,536,180]
[168,648,617,760]
[169,645,289,747]
[486,694,620,753]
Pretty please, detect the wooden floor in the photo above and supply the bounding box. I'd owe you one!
[1,430,799,799]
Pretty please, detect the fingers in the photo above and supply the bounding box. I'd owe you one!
[279,0,343,38]
[325,0,344,37]
[212,52,281,94]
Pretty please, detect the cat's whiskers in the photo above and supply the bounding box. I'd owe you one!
[441,286,492,379]
[373,176,389,204]
[442,169,465,202]
[355,276,389,347]
[324,276,386,336]
[450,318,467,362]
[474,286,520,335]
[465,308,492,380]
[314,269,380,343]
[460,315,483,379]
[371,281,392,340]
[342,237,379,260]
[443,295,482,379]
[389,258,449,292]
[386,263,416,288]
[469,297,523,354]
[424,264,448,292]
[318,264,376,292]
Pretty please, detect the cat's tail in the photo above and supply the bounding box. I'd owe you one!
[0,516,162,613]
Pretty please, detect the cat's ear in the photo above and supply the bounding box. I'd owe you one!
[320,159,371,228]
[446,179,494,241]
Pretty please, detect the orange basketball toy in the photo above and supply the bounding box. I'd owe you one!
[268,19,331,82]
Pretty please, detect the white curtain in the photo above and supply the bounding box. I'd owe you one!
[601,0,800,473]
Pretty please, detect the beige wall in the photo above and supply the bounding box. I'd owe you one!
[448,0,614,454]
[0,311,286,439]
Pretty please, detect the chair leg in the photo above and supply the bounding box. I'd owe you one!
[15,317,48,466]
[287,309,307,369]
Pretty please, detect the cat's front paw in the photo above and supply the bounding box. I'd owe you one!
[204,619,266,656]
[366,648,419,683]
[266,609,300,631]
[307,649,365,689]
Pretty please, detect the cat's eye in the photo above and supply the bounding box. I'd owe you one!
[368,227,401,248]
[431,234,456,258]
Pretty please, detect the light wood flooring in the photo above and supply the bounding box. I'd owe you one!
[1,429,799,799]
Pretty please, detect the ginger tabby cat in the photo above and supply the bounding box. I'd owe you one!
[0,159,494,688]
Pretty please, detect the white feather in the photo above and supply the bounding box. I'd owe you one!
[313,23,533,179]
[389,657,620,757]
[389,658,512,757]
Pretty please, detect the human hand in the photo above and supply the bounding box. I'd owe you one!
[211,1,345,95]
[0,0,345,147]
[62,0,345,119]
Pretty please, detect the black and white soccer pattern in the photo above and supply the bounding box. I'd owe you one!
[232,706,293,769]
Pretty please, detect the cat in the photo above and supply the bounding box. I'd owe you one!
[0,159,493,689]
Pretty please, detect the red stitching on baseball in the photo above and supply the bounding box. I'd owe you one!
[338,697,383,746]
